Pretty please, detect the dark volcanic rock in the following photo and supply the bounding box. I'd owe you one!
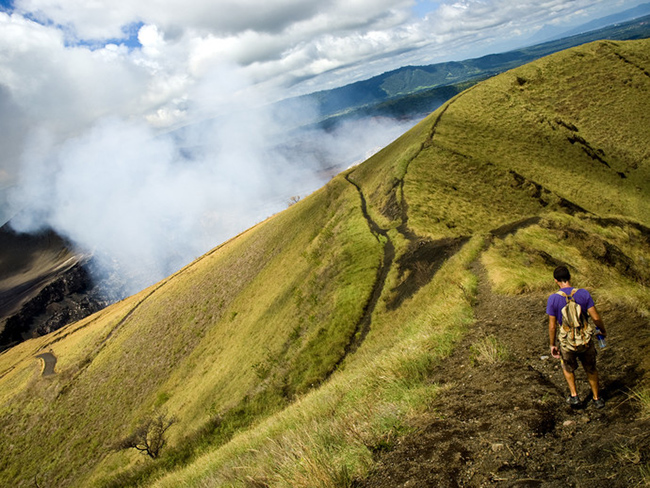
[0,224,106,351]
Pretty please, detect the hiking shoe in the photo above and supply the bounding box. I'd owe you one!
[593,397,605,409]
[566,395,580,406]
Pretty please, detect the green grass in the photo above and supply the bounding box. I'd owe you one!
[0,38,648,487]
[469,336,511,366]
[480,213,650,321]
[446,44,647,220]
[149,236,484,487]
[0,175,384,487]
[630,388,650,421]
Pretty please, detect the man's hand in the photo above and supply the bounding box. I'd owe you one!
[550,345,561,359]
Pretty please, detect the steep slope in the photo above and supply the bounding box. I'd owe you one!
[0,177,385,487]
[0,39,648,488]
[361,252,650,487]
[0,224,102,351]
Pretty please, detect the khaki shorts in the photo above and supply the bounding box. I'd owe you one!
[560,340,597,374]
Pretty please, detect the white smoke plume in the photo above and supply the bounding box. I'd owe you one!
[8,74,415,300]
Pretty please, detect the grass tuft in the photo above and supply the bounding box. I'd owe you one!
[629,388,650,421]
[613,444,642,465]
[469,336,511,366]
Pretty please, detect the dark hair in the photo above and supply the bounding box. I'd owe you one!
[553,265,571,282]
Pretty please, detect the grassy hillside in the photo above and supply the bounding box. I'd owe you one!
[0,39,649,487]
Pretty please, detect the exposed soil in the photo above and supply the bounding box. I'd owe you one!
[343,173,396,359]
[387,236,469,311]
[358,263,650,488]
[349,81,650,487]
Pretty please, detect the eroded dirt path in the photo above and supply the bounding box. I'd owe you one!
[358,263,650,488]
[35,351,57,376]
[342,174,396,358]
[341,92,473,365]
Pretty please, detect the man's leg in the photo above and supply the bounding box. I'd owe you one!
[586,369,600,400]
[581,342,602,404]
[562,368,578,397]
[559,348,580,403]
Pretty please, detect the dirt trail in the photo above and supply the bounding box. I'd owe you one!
[342,174,395,356]
[341,92,473,363]
[358,263,650,488]
[35,352,57,376]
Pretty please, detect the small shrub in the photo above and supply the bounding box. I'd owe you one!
[116,413,177,459]
[469,336,510,365]
[629,388,650,420]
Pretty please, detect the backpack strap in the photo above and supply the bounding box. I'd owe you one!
[556,288,580,301]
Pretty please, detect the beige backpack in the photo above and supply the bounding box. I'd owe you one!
[557,289,594,351]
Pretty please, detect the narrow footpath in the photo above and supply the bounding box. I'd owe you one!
[342,173,395,358]
[359,263,650,488]
[35,352,57,376]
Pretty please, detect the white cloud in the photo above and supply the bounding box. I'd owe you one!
[0,13,150,133]
[2,1,624,130]
[14,0,326,39]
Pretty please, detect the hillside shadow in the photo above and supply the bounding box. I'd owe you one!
[387,236,468,310]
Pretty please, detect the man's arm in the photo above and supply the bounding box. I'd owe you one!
[588,306,606,336]
[548,315,561,358]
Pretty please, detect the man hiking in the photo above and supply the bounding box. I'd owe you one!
[546,265,607,408]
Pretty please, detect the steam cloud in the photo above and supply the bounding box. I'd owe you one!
[8,81,416,301]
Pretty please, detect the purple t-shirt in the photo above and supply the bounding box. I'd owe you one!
[546,287,595,325]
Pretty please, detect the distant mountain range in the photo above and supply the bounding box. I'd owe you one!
[528,2,650,44]
[279,13,650,129]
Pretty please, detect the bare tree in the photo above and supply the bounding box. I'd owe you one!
[116,413,176,459]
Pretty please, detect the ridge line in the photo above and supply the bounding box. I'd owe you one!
[332,174,395,370]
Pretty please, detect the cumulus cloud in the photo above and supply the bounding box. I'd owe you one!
[1,1,620,131]
[0,13,153,134]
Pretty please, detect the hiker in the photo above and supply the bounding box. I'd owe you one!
[546,265,607,408]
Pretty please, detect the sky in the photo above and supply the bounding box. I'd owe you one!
[0,0,644,135]
[0,0,646,298]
